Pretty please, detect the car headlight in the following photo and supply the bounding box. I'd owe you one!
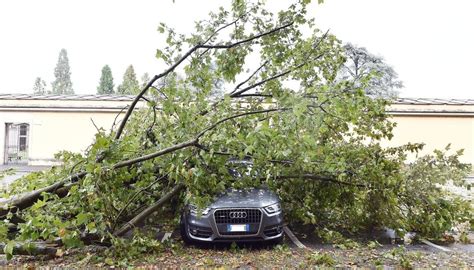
[189,205,211,216]
[264,203,281,214]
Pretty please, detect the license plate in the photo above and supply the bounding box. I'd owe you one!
[227,224,249,232]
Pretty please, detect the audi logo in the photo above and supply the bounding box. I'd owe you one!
[229,211,247,219]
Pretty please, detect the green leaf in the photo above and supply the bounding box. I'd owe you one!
[76,213,89,226]
[3,240,15,260]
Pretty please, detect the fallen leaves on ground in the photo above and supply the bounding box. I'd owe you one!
[1,243,473,268]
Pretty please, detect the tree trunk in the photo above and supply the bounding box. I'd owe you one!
[0,243,58,256]
[0,172,86,218]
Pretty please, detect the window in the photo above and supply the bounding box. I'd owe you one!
[4,123,29,164]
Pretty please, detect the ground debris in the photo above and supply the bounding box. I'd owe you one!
[1,242,473,268]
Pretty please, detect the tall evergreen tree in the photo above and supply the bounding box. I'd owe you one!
[140,72,150,88]
[117,65,140,95]
[51,48,74,94]
[33,77,47,94]
[97,65,115,94]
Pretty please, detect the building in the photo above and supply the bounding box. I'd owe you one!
[0,94,137,166]
[0,94,473,176]
[386,98,474,172]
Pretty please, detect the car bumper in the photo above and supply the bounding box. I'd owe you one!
[183,208,284,242]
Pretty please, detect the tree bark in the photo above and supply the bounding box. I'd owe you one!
[0,243,58,256]
[0,172,86,218]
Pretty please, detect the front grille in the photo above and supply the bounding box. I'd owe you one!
[214,209,262,224]
[214,208,262,236]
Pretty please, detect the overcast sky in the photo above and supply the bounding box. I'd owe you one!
[0,0,473,98]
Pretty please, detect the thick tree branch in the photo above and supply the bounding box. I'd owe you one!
[0,243,58,256]
[114,183,185,237]
[0,172,87,218]
[0,107,289,217]
[113,140,198,169]
[234,93,273,98]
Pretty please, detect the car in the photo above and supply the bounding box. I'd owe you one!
[180,161,284,244]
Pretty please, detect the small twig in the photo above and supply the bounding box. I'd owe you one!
[196,108,288,139]
[149,85,168,100]
[90,118,100,133]
[230,60,269,95]
[69,160,85,175]
[111,105,128,132]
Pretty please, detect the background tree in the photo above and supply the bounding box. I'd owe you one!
[51,48,74,94]
[97,65,115,94]
[140,72,150,89]
[117,65,140,94]
[32,77,47,94]
[339,43,403,98]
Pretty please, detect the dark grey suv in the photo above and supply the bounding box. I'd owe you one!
[181,188,284,243]
[180,162,284,243]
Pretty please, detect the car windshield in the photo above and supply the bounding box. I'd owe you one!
[227,160,254,179]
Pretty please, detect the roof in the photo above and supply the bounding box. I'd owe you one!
[0,93,136,101]
[394,97,474,105]
[1,94,473,105]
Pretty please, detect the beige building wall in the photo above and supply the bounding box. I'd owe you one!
[387,116,473,163]
[0,94,137,165]
[0,111,120,165]
[386,100,474,176]
[1,95,473,177]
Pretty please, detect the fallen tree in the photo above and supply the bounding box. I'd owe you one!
[0,0,472,260]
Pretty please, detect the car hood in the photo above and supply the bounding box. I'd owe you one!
[209,188,279,209]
